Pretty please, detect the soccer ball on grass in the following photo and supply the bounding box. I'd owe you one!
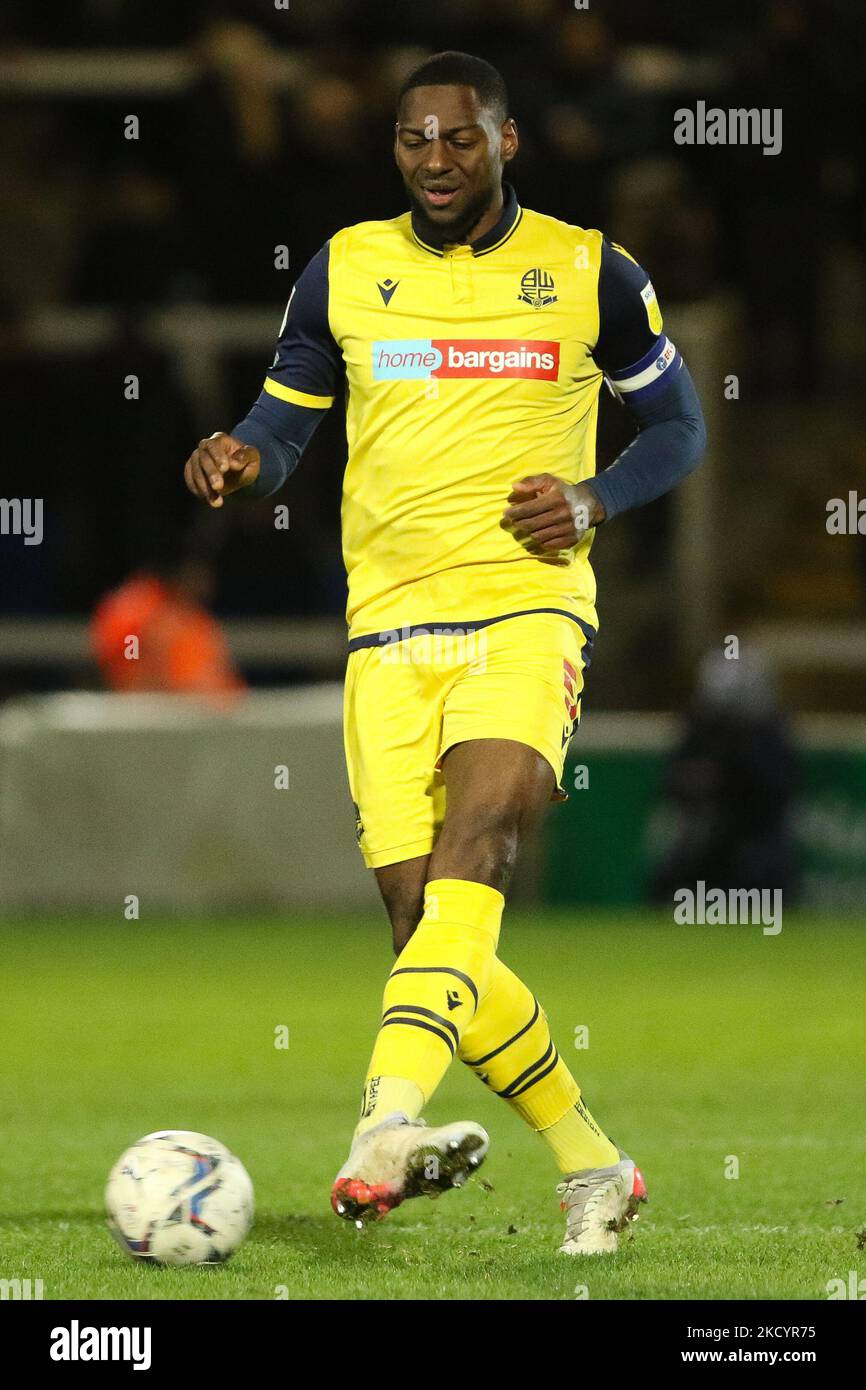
[105,1130,254,1265]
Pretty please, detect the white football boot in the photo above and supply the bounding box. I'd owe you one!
[556,1151,648,1254]
[331,1113,489,1225]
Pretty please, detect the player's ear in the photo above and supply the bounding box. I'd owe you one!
[501,118,518,163]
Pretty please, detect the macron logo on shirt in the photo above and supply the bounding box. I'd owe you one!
[372,339,560,381]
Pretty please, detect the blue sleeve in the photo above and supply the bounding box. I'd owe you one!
[233,242,343,498]
[233,396,327,498]
[588,238,707,521]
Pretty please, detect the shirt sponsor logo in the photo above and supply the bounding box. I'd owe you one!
[372,339,560,381]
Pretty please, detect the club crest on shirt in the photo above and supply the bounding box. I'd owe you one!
[518,268,558,309]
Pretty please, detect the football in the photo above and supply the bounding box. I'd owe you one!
[105,1130,254,1266]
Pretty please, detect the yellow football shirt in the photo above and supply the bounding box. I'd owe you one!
[249,184,671,641]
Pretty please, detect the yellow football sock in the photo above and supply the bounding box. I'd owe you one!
[355,878,503,1138]
[541,1095,619,1173]
[458,957,619,1172]
[356,1077,425,1130]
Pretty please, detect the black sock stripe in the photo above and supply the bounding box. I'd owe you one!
[389,966,479,1010]
[461,999,541,1067]
[496,1041,556,1097]
[380,1016,456,1056]
[503,1049,561,1098]
[382,1004,460,1048]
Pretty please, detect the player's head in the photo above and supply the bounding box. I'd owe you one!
[395,51,518,243]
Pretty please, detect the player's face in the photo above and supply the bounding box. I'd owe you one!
[395,84,517,243]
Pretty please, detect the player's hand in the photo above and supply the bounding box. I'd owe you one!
[501,474,606,552]
[183,433,261,509]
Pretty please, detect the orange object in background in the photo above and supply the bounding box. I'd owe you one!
[90,565,245,696]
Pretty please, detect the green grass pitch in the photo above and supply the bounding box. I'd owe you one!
[0,911,863,1300]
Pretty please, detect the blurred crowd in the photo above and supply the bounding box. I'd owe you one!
[5,1,864,312]
[1,0,865,685]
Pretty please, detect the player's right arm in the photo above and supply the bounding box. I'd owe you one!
[183,243,342,508]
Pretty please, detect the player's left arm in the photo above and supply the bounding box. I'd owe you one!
[502,238,707,551]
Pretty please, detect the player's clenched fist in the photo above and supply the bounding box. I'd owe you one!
[501,473,606,553]
[183,432,261,509]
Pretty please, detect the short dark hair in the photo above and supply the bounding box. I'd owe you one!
[397,51,509,124]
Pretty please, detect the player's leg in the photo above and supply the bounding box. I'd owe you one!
[458,950,647,1252]
[352,826,506,1143]
[358,658,627,1189]
[375,855,428,955]
[334,738,552,1223]
[355,741,549,1120]
[376,850,629,1204]
[351,736,551,1133]
[356,747,645,1248]
[369,796,644,1250]
[334,619,645,1241]
[427,736,551,888]
[436,616,647,1251]
[333,642,495,1222]
[431,739,620,1163]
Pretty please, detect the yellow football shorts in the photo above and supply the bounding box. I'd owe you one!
[343,609,595,868]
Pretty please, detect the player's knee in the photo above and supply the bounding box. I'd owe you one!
[437,800,522,885]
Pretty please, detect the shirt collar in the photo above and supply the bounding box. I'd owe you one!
[411,182,522,258]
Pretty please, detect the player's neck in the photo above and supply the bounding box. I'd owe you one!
[465,188,505,245]
[409,181,517,254]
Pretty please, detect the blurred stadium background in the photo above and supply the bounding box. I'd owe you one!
[1,0,866,916]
